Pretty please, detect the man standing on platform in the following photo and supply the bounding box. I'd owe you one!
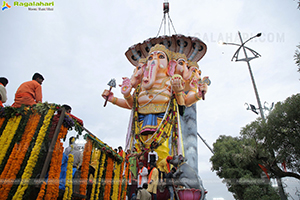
[12,72,44,108]
[0,77,8,107]
[137,162,148,188]
[147,163,159,200]
[148,146,158,167]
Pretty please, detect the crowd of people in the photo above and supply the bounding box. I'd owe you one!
[61,141,178,200]
[117,146,177,200]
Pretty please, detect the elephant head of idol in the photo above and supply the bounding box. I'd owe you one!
[185,61,202,91]
[142,44,175,90]
[170,52,190,79]
[130,58,147,88]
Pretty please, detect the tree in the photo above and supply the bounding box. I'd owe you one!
[210,135,280,200]
[295,44,300,73]
[295,1,300,73]
[211,94,300,199]
[241,94,300,180]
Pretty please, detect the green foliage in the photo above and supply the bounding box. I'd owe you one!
[295,44,300,73]
[210,93,300,199]
[210,135,279,199]
[243,184,280,200]
[264,94,300,172]
[241,94,300,176]
[75,121,83,135]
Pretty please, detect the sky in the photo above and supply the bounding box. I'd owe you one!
[1,0,300,199]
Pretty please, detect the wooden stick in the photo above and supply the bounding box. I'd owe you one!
[39,108,66,182]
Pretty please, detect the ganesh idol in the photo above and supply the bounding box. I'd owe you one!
[102,44,208,163]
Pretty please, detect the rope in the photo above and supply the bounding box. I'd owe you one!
[156,2,177,37]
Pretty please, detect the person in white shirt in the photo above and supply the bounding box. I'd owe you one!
[0,77,8,107]
[137,162,148,188]
[148,147,158,167]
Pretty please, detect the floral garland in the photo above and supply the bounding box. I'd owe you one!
[0,142,19,183]
[172,106,179,153]
[0,112,40,199]
[63,114,75,130]
[44,125,68,200]
[0,115,22,166]
[0,142,21,200]
[63,154,74,200]
[117,160,124,200]
[85,133,123,163]
[12,107,55,200]
[95,152,106,200]
[111,162,121,200]
[7,112,46,200]
[0,117,5,129]
[36,181,47,200]
[122,162,130,200]
[90,149,101,200]
[0,117,8,138]
[79,138,93,195]
[103,156,114,200]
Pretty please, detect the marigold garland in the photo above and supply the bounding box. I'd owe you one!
[44,125,68,200]
[36,181,47,200]
[79,138,93,195]
[12,108,55,200]
[117,160,125,200]
[0,113,41,199]
[111,162,121,200]
[103,156,114,200]
[63,154,74,200]
[0,115,22,166]
[95,152,106,200]
[0,117,5,128]
[90,150,101,200]
[0,103,134,200]
[122,162,130,200]
[0,142,19,184]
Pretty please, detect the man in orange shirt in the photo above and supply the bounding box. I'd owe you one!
[13,73,44,108]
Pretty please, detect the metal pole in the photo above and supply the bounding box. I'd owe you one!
[238,32,265,121]
[238,32,287,199]
[197,132,214,154]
